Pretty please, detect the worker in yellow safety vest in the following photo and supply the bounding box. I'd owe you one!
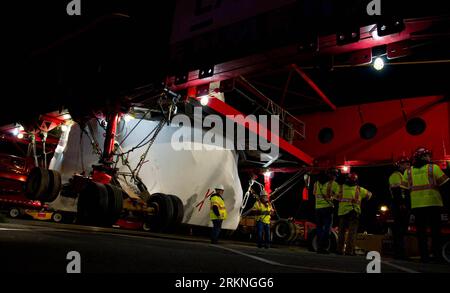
[313,169,340,254]
[252,190,273,249]
[389,156,411,259]
[402,147,449,262]
[336,172,372,256]
[210,184,227,244]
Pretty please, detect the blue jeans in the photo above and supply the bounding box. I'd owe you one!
[257,221,271,248]
[316,207,333,251]
[211,219,223,243]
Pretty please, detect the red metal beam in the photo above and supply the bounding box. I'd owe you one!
[169,20,434,92]
[290,64,336,111]
[241,166,303,174]
[190,94,314,165]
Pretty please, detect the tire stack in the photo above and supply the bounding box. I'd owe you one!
[308,228,339,252]
[272,219,300,244]
[25,167,62,203]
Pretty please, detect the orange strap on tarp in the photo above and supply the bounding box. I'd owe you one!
[195,189,215,212]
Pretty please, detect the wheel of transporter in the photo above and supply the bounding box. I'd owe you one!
[9,208,20,218]
[309,229,338,252]
[167,194,184,230]
[273,219,296,244]
[77,182,109,226]
[52,212,63,223]
[443,239,450,264]
[146,193,174,232]
[104,184,124,225]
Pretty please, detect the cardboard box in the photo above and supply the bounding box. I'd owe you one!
[355,234,385,254]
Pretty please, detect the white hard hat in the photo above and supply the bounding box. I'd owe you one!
[214,184,225,191]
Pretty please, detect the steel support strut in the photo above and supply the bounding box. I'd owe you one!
[291,64,336,111]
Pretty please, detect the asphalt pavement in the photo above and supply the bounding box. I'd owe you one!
[0,219,449,274]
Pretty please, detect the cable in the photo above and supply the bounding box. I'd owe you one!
[134,119,166,177]
[119,108,152,146]
[118,118,165,157]
[271,171,306,203]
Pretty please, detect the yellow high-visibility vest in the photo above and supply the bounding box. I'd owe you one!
[389,171,406,199]
[210,194,227,220]
[337,184,370,216]
[252,201,272,224]
[313,180,339,209]
[402,164,449,209]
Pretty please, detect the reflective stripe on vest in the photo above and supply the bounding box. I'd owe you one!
[210,194,227,220]
[255,201,271,224]
[314,181,333,200]
[338,185,360,203]
[408,164,438,191]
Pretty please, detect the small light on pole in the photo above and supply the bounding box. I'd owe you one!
[373,57,385,71]
[199,95,210,106]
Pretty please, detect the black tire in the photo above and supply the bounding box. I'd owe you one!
[329,230,338,252]
[308,229,338,252]
[287,222,299,243]
[41,170,62,202]
[77,182,109,226]
[52,212,63,223]
[146,193,174,232]
[142,222,151,231]
[443,239,450,264]
[105,184,124,225]
[9,207,20,218]
[167,194,184,230]
[25,167,49,200]
[273,219,295,244]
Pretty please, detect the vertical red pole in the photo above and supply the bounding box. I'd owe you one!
[103,112,119,164]
[264,172,272,197]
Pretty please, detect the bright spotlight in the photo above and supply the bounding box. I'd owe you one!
[62,114,72,120]
[12,128,19,136]
[123,114,134,122]
[61,124,69,132]
[17,133,24,139]
[373,57,385,71]
[199,95,210,106]
[380,205,389,212]
[264,170,273,177]
[371,27,382,40]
